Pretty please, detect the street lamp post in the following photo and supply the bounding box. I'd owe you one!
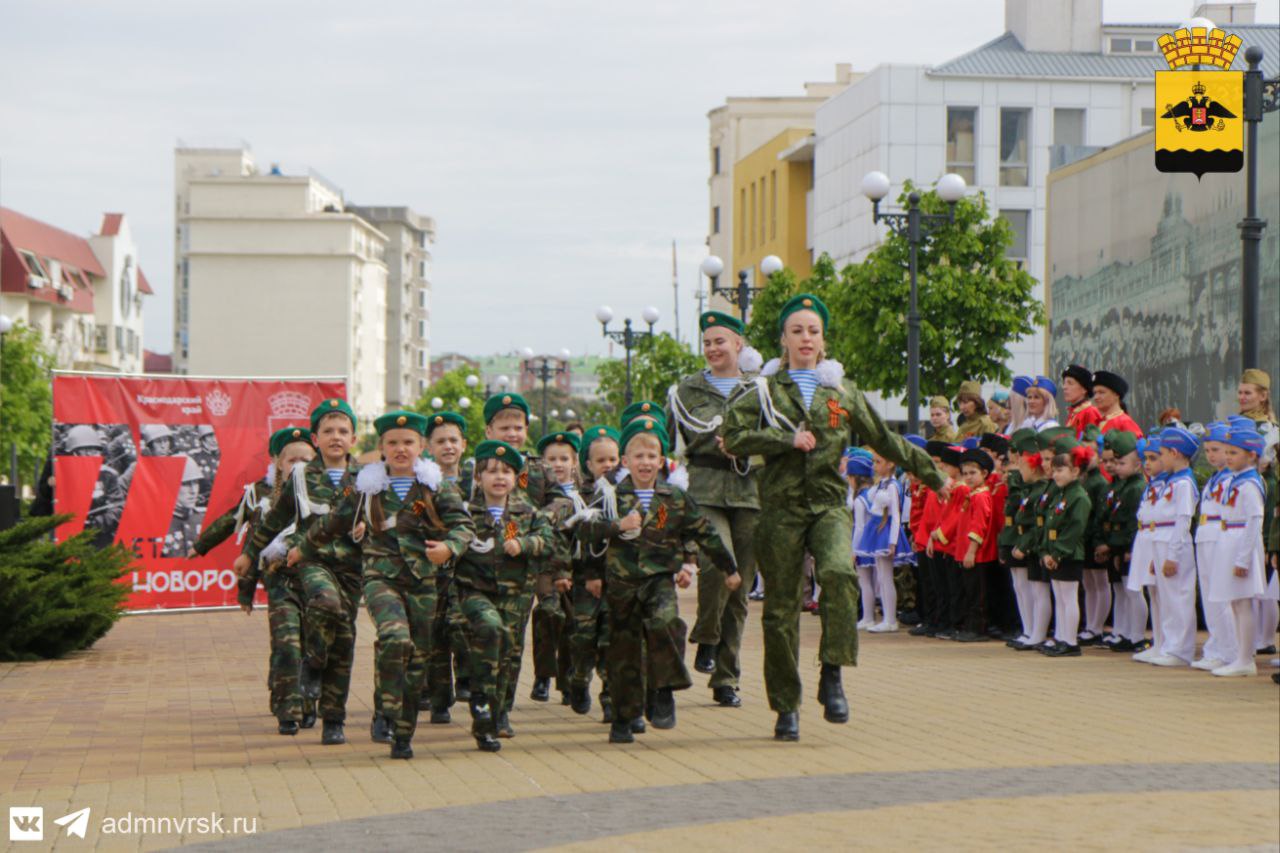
[0,315,12,425]
[698,254,783,322]
[466,372,510,400]
[524,347,572,439]
[861,171,967,436]
[596,306,660,406]
[1240,46,1279,372]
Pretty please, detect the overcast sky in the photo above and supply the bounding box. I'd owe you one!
[2,0,1274,361]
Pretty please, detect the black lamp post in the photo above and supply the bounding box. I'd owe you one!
[596,306,660,406]
[698,254,783,321]
[522,348,571,440]
[1240,46,1279,373]
[862,171,967,437]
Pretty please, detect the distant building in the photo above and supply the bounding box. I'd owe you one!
[1,207,151,372]
[430,352,479,384]
[732,127,816,283]
[143,350,174,374]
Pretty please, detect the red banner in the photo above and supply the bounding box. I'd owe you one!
[53,374,346,611]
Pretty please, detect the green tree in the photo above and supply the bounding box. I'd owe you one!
[412,367,489,451]
[0,322,54,486]
[597,333,702,413]
[0,514,133,661]
[745,184,1043,402]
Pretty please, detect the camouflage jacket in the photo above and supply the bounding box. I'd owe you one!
[581,476,737,582]
[308,463,474,582]
[721,363,944,510]
[542,486,586,583]
[453,492,556,596]
[193,480,272,556]
[460,454,552,509]
[666,370,761,510]
[243,455,360,570]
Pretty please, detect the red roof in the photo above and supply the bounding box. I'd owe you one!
[0,207,106,277]
[137,266,154,295]
[144,350,173,374]
[99,213,124,236]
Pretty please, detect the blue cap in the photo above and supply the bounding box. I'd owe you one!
[1205,422,1231,443]
[961,436,980,450]
[1226,426,1264,454]
[1011,376,1033,396]
[905,434,928,450]
[844,452,874,478]
[1140,436,1162,455]
[1028,375,1058,398]
[1227,415,1256,431]
[1159,426,1199,458]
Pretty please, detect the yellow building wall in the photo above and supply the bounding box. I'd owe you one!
[731,127,813,283]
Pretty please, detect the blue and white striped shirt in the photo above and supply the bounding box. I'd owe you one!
[634,489,655,511]
[703,370,740,398]
[559,483,578,497]
[389,477,414,501]
[485,506,505,524]
[326,468,345,488]
[788,369,819,409]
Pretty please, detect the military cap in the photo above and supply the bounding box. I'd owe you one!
[620,400,666,429]
[1027,376,1058,398]
[961,436,981,450]
[1061,364,1093,391]
[1203,422,1231,444]
[1010,428,1040,455]
[311,398,357,432]
[960,448,994,474]
[1102,430,1138,457]
[777,292,830,332]
[579,424,621,470]
[426,410,467,437]
[1036,427,1075,453]
[700,311,745,336]
[955,380,984,402]
[180,455,203,482]
[1159,425,1198,459]
[1011,376,1033,396]
[483,392,530,425]
[620,417,669,455]
[375,410,428,436]
[474,439,524,472]
[1241,368,1271,390]
[1091,370,1129,399]
[269,426,312,457]
[937,445,965,468]
[1226,425,1264,454]
[1227,414,1257,431]
[928,395,951,411]
[925,439,951,458]
[979,433,1010,455]
[905,434,928,450]
[537,430,581,455]
[844,451,874,478]
[1139,436,1162,456]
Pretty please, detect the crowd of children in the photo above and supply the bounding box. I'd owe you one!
[851,366,1279,682]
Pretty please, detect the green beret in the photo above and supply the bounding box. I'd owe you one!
[426,411,467,437]
[1010,428,1039,454]
[483,392,530,424]
[1037,427,1078,454]
[537,430,581,455]
[777,292,830,333]
[1103,430,1138,457]
[620,418,669,455]
[700,311,745,336]
[375,410,428,436]
[579,424,621,470]
[474,439,524,472]
[620,400,666,429]
[269,426,312,458]
[310,398,357,432]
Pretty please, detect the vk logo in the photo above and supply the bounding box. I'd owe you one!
[9,806,43,841]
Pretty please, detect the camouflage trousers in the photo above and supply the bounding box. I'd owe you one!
[569,580,609,698]
[457,586,528,723]
[894,564,917,615]
[263,568,315,723]
[298,560,359,722]
[501,592,535,712]
[754,503,858,713]
[425,578,471,710]
[689,505,758,689]
[605,574,691,724]
[364,570,436,739]
[531,571,573,690]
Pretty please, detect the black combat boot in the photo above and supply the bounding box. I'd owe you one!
[530,678,550,702]
[774,712,799,741]
[817,663,849,723]
[300,661,323,701]
[277,719,299,736]
[496,710,514,738]
[609,719,635,744]
[454,678,470,703]
[300,710,317,729]
[600,695,614,723]
[629,717,646,734]
[570,684,592,715]
[390,736,413,759]
[711,686,741,707]
[693,643,716,674]
[321,720,346,745]
[649,688,676,729]
[429,702,452,725]
[470,694,501,752]
[370,714,392,743]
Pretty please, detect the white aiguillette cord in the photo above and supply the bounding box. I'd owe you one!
[667,383,753,476]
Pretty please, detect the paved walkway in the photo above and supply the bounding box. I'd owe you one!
[2,590,1277,850]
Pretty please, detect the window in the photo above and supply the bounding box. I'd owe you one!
[1000,108,1030,187]
[946,107,977,184]
[1000,210,1030,259]
[417,349,426,368]
[769,170,777,241]
[712,205,721,234]
[1140,108,1156,127]
[1134,39,1155,53]
[1110,37,1131,53]
[749,183,757,249]
[712,146,721,175]
[738,188,746,247]
[418,288,427,309]
[1053,108,1085,147]
[19,251,48,280]
[417,319,426,339]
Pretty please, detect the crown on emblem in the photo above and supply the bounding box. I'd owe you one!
[268,390,310,418]
[1158,27,1241,70]
[1191,80,1207,96]
[205,388,232,417]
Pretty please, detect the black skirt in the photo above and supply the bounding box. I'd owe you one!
[1048,557,1083,583]
[1027,553,1049,583]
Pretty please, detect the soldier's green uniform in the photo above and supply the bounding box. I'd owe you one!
[1103,467,1146,576]
[1041,480,1091,565]
[582,433,738,737]
[453,440,557,749]
[721,294,942,735]
[312,411,475,757]
[667,312,761,702]
[534,431,586,705]
[244,402,361,735]
[928,396,961,444]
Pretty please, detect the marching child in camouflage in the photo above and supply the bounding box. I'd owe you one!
[722,294,942,742]
[238,399,361,746]
[536,430,585,706]
[452,440,556,751]
[584,419,739,744]
[312,410,475,759]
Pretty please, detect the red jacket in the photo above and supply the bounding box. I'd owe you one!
[955,486,994,564]
[983,474,1006,563]
[932,482,971,560]
[1066,402,1103,439]
[914,487,941,552]
[1099,411,1144,438]
[909,480,927,543]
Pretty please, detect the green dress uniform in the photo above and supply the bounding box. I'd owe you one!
[1012,478,1050,569]
[667,359,760,695]
[720,306,943,722]
[997,470,1025,563]
[582,471,737,730]
[1041,480,1091,580]
[453,489,556,748]
[1104,471,1147,581]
